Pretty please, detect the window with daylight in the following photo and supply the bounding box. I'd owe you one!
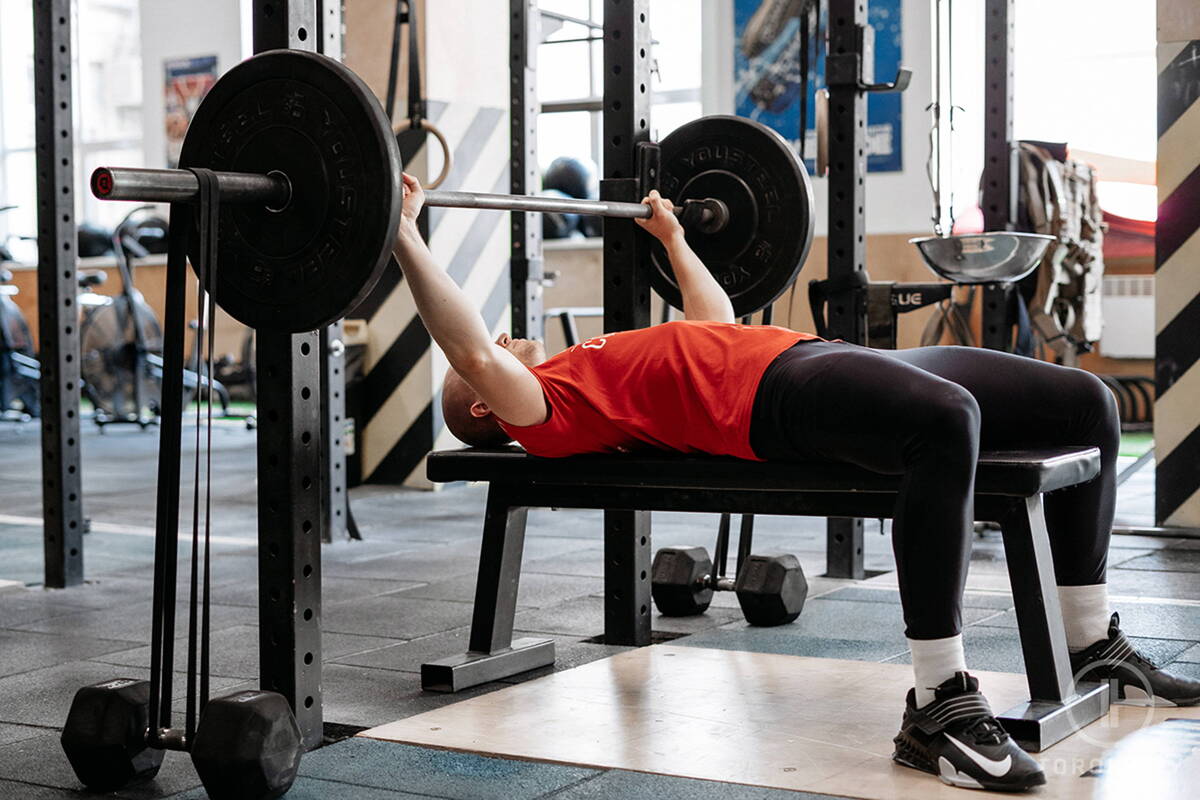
[0,0,144,263]
[947,0,1157,226]
[536,0,703,183]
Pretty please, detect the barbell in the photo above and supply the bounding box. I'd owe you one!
[91,168,730,230]
[89,49,815,333]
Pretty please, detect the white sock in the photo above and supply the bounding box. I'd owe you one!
[1058,583,1111,652]
[909,634,967,708]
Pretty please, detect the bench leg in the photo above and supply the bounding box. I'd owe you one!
[994,494,1110,751]
[604,510,652,645]
[825,517,865,579]
[421,487,555,692]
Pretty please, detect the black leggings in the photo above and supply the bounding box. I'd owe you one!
[748,341,1119,640]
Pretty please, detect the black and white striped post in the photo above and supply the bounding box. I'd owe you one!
[1156,30,1200,529]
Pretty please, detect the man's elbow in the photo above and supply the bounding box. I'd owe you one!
[715,297,736,324]
[684,300,737,325]
[449,349,494,379]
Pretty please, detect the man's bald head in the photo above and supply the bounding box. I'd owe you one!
[441,368,512,447]
[440,333,548,447]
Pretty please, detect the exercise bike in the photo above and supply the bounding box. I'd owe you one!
[1,274,123,425]
[79,207,231,428]
[0,206,230,426]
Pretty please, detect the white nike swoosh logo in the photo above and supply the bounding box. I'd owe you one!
[944,734,1013,777]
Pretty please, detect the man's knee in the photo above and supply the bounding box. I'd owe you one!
[1073,371,1121,450]
[910,384,981,461]
[926,384,981,433]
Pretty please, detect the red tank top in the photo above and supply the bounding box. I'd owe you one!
[498,320,816,460]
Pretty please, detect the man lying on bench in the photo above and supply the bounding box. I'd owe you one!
[392,174,1200,792]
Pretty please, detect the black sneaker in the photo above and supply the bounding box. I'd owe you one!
[1070,612,1200,707]
[892,672,1045,792]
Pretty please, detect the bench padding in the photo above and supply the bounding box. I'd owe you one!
[427,446,1100,497]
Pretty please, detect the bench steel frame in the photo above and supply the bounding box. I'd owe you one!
[422,447,1109,752]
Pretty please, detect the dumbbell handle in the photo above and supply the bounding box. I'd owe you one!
[705,576,737,592]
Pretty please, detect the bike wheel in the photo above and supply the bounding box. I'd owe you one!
[80,296,163,423]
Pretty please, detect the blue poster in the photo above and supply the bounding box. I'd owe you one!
[734,0,903,173]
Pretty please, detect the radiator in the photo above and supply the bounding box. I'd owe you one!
[1099,275,1154,359]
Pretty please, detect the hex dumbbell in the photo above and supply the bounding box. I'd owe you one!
[651,546,808,626]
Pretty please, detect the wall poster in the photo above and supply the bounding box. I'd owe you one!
[734,0,904,173]
[164,55,218,168]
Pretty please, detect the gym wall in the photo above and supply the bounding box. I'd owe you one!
[344,0,426,117]
[138,0,247,174]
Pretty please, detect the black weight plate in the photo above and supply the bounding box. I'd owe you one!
[178,50,402,333]
[651,115,814,318]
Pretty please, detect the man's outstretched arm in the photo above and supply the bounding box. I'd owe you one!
[392,174,546,426]
[636,191,736,324]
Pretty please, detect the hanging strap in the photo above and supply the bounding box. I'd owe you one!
[200,180,218,716]
[385,0,403,121]
[149,202,192,741]
[800,0,820,163]
[799,9,810,162]
[184,168,220,742]
[406,1,425,128]
[385,0,425,127]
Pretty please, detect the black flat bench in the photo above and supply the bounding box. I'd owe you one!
[422,446,1110,750]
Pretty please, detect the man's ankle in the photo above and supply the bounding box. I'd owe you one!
[1058,584,1111,652]
[909,634,966,708]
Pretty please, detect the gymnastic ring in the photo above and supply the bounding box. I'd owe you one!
[394,118,453,189]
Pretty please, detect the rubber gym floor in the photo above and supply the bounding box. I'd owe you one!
[0,419,1196,798]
